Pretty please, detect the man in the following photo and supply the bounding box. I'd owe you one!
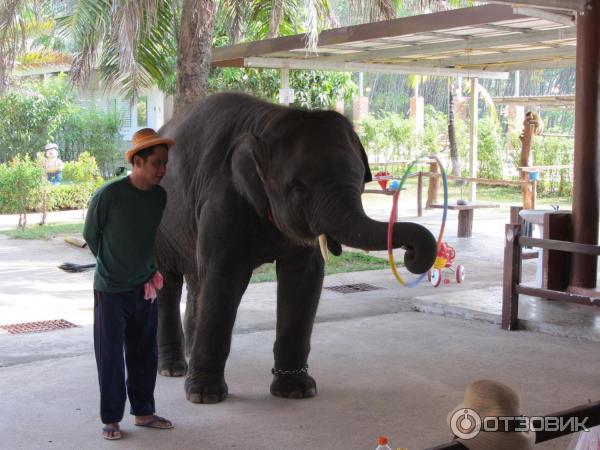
[84,128,175,440]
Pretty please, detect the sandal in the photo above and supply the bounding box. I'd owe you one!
[135,415,174,430]
[102,423,122,440]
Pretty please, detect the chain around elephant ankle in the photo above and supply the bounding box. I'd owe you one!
[271,364,309,376]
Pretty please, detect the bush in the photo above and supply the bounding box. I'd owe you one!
[477,118,504,179]
[62,151,104,184]
[46,182,100,211]
[0,75,75,163]
[357,113,420,163]
[0,156,46,229]
[0,76,122,176]
[57,110,122,177]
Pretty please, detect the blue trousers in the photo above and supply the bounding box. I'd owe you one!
[94,287,158,424]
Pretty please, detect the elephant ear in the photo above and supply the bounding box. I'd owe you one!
[229,133,268,217]
[357,138,372,183]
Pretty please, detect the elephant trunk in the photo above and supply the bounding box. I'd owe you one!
[317,209,437,274]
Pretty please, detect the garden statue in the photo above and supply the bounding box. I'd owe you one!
[43,143,64,184]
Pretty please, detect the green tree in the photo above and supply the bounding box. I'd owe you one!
[0,75,74,162]
[0,156,45,229]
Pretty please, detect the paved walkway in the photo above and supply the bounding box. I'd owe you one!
[0,197,599,449]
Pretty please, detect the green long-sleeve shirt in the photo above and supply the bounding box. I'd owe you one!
[83,176,167,292]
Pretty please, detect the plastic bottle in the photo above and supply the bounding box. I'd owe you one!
[375,436,392,450]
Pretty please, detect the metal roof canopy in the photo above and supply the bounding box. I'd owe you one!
[211,4,576,80]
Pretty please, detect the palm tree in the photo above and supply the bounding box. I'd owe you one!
[3,1,451,115]
[0,0,49,94]
[56,0,339,116]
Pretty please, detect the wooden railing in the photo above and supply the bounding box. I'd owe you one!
[502,222,600,330]
[367,168,535,213]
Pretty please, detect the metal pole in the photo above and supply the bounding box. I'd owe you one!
[570,2,600,289]
[514,70,520,96]
[358,72,364,97]
[280,68,290,106]
[469,77,479,202]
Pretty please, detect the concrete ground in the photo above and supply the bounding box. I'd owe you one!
[1,196,599,449]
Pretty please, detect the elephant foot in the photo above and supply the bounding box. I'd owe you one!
[158,355,188,377]
[185,371,228,404]
[270,366,317,399]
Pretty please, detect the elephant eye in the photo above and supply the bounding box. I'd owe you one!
[286,180,308,198]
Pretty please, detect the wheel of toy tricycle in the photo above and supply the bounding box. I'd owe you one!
[456,264,465,283]
[429,268,442,287]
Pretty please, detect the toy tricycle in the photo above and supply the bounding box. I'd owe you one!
[427,242,465,287]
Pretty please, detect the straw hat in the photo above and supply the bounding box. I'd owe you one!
[447,380,536,450]
[126,128,175,164]
[44,143,58,151]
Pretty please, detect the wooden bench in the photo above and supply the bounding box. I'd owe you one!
[431,203,499,237]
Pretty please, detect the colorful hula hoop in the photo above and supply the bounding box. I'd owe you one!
[386,155,449,287]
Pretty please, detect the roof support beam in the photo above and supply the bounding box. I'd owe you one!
[475,58,575,71]
[513,7,576,26]
[413,46,575,68]
[244,57,509,79]
[488,0,589,12]
[315,28,576,64]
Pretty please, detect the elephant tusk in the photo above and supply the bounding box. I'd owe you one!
[318,234,329,262]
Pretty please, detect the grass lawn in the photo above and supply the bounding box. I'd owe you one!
[1,222,84,239]
[370,177,572,208]
[251,251,390,283]
[0,222,389,282]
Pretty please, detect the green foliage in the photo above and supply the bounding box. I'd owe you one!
[0,153,104,219]
[1,222,84,240]
[423,105,447,155]
[0,77,122,176]
[48,152,104,211]
[292,71,357,109]
[0,75,74,162]
[356,113,416,163]
[62,152,103,184]
[208,67,280,101]
[509,129,574,196]
[357,108,447,165]
[53,107,122,177]
[46,182,99,211]
[477,118,504,180]
[0,156,46,229]
[250,250,389,283]
[208,67,357,110]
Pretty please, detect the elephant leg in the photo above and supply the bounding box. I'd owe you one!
[183,274,200,357]
[271,247,324,399]
[184,265,252,404]
[157,272,187,377]
[157,270,188,377]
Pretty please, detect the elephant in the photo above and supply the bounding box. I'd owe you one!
[154,92,437,404]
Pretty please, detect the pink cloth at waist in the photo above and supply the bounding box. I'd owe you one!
[144,271,164,302]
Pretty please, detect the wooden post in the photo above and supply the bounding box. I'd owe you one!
[457,209,474,238]
[543,212,572,291]
[571,2,600,289]
[417,171,423,217]
[519,112,541,209]
[426,163,439,208]
[510,206,523,225]
[530,180,537,210]
[469,77,478,202]
[502,223,522,330]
